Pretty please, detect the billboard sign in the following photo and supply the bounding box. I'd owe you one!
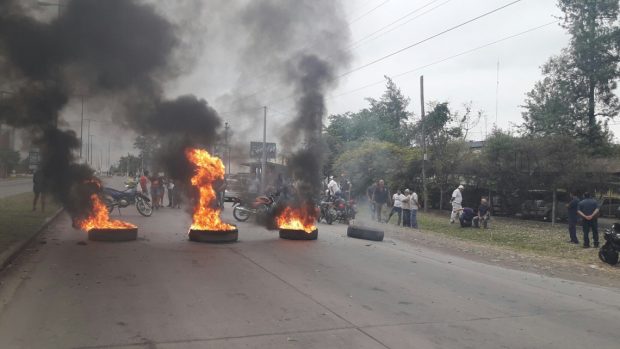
[250,142,276,160]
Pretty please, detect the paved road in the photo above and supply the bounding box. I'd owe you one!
[0,179,32,199]
[0,198,619,348]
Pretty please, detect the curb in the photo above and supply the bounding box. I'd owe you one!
[0,208,64,271]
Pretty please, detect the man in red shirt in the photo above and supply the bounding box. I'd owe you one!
[139,170,149,195]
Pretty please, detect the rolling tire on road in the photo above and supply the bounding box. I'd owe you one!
[347,225,384,242]
[189,228,239,243]
[279,229,318,240]
[88,228,138,242]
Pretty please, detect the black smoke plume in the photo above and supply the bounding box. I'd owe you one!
[0,0,222,221]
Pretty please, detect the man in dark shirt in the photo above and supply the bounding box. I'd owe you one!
[32,169,46,212]
[566,191,580,244]
[577,192,600,248]
[459,207,475,228]
[373,179,389,223]
[473,198,490,229]
[367,181,377,219]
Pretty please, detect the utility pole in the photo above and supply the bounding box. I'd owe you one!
[86,119,91,165]
[79,95,84,160]
[260,106,267,194]
[107,141,110,175]
[224,122,230,174]
[420,76,428,213]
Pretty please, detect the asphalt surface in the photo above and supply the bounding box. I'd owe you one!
[0,178,32,199]
[0,180,619,348]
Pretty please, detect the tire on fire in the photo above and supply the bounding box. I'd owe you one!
[189,228,239,243]
[279,228,318,240]
[347,225,384,242]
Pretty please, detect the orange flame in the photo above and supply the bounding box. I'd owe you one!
[186,148,235,231]
[276,206,317,233]
[76,194,136,231]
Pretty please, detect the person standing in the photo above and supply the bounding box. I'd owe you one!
[373,179,389,223]
[366,180,377,218]
[387,189,404,225]
[139,170,150,196]
[150,173,162,209]
[167,179,175,208]
[566,191,580,244]
[340,173,351,200]
[32,169,46,212]
[450,185,464,223]
[401,189,412,227]
[410,188,419,229]
[577,192,600,248]
[327,175,341,198]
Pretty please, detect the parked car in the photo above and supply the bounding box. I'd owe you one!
[598,197,620,218]
[520,190,569,222]
[224,175,243,202]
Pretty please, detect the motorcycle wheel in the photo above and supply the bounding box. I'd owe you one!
[136,198,153,217]
[103,195,115,214]
[233,206,251,222]
[598,243,619,265]
[326,212,334,225]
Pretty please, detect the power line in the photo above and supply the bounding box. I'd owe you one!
[331,20,559,99]
[349,0,391,24]
[347,0,453,51]
[338,0,524,79]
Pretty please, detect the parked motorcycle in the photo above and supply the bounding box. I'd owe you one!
[598,222,620,266]
[232,193,279,222]
[103,182,153,217]
[319,194,356,224]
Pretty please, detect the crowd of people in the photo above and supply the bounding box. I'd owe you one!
[138,170,182,210]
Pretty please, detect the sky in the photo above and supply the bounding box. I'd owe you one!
[42,0,619,171]
[329,0,619,141]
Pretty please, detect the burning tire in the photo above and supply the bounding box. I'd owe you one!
[279,228,318,240]
[347,225,384,242]
[88,228,138,242]
[189,227,239,243]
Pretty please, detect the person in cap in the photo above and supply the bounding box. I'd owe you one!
[450,185,464,223]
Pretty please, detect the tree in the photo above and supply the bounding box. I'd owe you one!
[324,77,413,148]
[133,135,159,171]
[0,149,19,177]
[522,1,619,150]
[414,102,480,209]
[332,140,420,197]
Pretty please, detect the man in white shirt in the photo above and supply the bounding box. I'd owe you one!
[327,176,341,197]
[450,184,464,223]
[401,189,412,227]
[410,189,419,228]
[387,189,405,225]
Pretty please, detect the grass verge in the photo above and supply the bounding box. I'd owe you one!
[362,206,608,264]
[0,192,61,254]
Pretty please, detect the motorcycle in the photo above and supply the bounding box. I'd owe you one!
[103,182,153,217]
[319,193,357,224]
[598,222,620,266]
[232,193,279,222]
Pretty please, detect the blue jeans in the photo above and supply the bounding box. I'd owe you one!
[402,209,411,227]
[410,209,418,228]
